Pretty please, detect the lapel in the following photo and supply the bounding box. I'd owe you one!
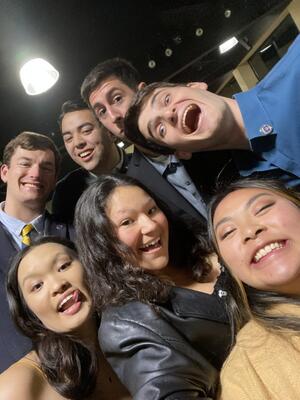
[127,149,206,222]
[44,212,74,240]
[0,222,19,275]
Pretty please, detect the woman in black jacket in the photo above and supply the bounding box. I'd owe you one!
[75,174,233,399]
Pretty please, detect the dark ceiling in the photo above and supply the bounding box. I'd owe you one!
[0,0,292,175]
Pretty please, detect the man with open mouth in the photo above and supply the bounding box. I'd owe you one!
[80,57,237,225]
[125,34,300,190]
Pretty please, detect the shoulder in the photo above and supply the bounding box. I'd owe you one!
[0,354,46,400]
[101,302,159,327]
[221,320,267,374]
[56,168,88,188]
[100,301,195,352]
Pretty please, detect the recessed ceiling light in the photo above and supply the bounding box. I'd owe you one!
[19,58,59,95]
[219,37,238,54]
[260,44,272,53]
[148,60,156,69]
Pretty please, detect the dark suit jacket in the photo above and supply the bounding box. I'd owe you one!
[0,213,74,373]
[127,149,237,224]
[52,149,237,224]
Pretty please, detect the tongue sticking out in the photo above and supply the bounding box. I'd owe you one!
[59,290,80,313]
[182,104,201,134]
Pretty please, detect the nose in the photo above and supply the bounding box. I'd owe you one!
[139,214,157,235]
[243,224,265,243]
[164,107,177,125]
[73,132,86,149]
[51,277,71,296]
[28,163,41,178]
[107,107,123,125]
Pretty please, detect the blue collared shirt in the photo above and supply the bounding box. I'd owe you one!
[146,154,208,218]
[233,34,300,188]
[0,202,45,248]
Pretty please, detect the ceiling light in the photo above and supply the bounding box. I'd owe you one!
[148,60,156,69]
[219,37,238,54]
[165,48,173,57]
[117,141,125,148]
[195,28,204,37]
[19,58,59,95]
[260,44,272,53]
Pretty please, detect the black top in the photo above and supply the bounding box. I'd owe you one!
[99,273,231,399]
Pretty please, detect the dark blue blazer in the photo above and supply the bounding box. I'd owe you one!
[52,149,237,225]
[0,213,74,373]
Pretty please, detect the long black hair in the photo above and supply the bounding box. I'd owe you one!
[75,174,212,312]
[6,236,98,399]
[208,177,300,337]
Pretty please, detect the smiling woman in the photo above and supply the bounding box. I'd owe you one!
[0,236,130,400]
[75,173,233,399]
[208,178,300,400]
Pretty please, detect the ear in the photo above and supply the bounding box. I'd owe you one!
[187,81,208,91]
[0,164,9,183]
[138,81,147,90]
[175,151,192,160]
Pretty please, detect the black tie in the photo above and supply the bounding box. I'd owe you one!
[163,162,180,178]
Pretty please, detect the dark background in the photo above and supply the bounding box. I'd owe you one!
[0,0,294,175]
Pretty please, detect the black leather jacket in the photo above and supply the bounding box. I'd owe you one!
[99,281,231,400]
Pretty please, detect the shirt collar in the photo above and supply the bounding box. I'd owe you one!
[0,201,45,236]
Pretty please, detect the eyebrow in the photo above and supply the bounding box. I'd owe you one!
[147,119,155,139]
[150,89,163,107]
[214,192,272,231]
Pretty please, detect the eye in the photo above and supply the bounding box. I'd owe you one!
[148,206,158,215]
[219,227,236,240]
[41,165,54,172]
[82,128,93,135]
[31,281,43,292]
[97,107,106,118]
[58,261,72,272]
[158,123,166,138]
[164,94,170,106]
[63,135,72,143]
[255,202,274,215]
[113,94,122,104]
[120,218,133,227]
[19,162,31,167]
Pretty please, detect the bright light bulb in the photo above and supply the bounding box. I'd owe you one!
[19,58,59,95]
[219,37,238,54]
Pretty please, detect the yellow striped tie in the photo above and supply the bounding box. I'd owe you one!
[21,224,34,247]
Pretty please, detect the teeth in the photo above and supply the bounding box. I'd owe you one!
[141,238,160,250]
[182,105,194,133]
[79,150,92,158]
[23,183,41,187]
[254,242,283,262]
[182,104,198,133]
[58,293,73,311]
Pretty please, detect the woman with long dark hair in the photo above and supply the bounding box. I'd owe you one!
[75,174,232,399]
[0,236,130,400]
[208,178,300,400]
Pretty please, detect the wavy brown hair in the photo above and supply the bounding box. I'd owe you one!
[208,177,300,336]
[6,236,98,399]
[75,174,213,312]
